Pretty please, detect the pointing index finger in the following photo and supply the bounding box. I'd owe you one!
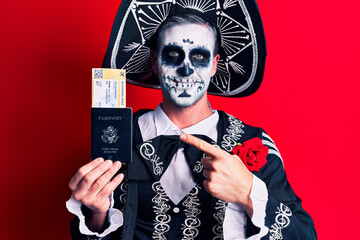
[180,133,226,157]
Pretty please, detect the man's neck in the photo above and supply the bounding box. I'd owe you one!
[161,94,213,130]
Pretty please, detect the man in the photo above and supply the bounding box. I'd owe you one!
[67,4,316,240]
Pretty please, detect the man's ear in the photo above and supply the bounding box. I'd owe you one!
[150,50,158,77]
[211,54,220,77]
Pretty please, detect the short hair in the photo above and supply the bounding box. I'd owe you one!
[150,12,219,55]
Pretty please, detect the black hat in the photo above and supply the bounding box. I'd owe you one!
[103,0,267,97]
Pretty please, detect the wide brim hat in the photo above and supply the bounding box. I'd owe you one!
[102,0,267,98]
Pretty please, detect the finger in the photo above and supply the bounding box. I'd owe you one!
[232,154,241,161]
[180,133,226,157]
[97,173,124,199]
[203,169,211,180]
[87,161,122,196]
[202,157,215,170]
[69,157,104,191]
[203,179,212,195]
[76,160,113,193]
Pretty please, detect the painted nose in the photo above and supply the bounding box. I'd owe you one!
[177,63,194,77]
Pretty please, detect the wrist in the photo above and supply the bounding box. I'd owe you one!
[242,196,254,218]
[83,206,109,233]
[234,173,253,217]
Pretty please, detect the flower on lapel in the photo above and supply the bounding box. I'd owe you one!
[232,137,268,172]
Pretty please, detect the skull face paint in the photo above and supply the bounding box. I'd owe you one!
[155,24,218,108]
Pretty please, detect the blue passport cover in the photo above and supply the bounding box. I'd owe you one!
[91,108,132,163]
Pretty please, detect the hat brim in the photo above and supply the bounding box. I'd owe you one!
[103,0,266,98]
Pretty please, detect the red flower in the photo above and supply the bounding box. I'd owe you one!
[232,137,268,172]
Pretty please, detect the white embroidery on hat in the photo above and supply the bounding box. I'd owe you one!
[111,0,261,96]
[123,46,152,74]
[177,0,216,13]
[223,0,237,9]
[138,3,172,40]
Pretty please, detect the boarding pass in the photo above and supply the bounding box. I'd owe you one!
[92,68,126,108]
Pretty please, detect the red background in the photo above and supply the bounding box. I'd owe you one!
[1,0,359,239]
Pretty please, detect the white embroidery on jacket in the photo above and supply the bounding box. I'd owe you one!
[182,184,202,239]
[193,142,219,173]
[221,113,244,152]
[140,142,164,175]
[212,200,227,239]
[152,181,171,239]
[211,114,244,239]
[269,203,292,240]
[87,237,102,240]
[119,179,128,213]
[262,132,283,164]
[193,156,204,173]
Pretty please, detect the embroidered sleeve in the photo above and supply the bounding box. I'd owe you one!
[250,129,317,240]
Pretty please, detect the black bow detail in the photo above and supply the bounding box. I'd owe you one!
[135,134,216,182]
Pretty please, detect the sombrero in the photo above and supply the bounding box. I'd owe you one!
[102,0,266,97]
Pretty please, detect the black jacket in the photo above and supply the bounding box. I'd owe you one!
[70,110,317,239]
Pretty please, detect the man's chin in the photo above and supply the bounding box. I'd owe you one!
[167,96,193,108]
[162,84,209,109]
[168,93,201,108]
[172,100,194,108]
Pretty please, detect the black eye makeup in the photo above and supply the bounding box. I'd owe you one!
[190,47,211,68]
[161,45,185,67]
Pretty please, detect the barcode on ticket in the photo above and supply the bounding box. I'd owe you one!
[93,69,104,79]
[92,68,126,108]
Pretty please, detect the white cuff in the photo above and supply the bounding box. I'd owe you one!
[65,193,123,237]
[247,174,269,239]
[223,174,269,240]
[224,202,246,239]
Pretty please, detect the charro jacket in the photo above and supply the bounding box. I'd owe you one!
[70,110,317,239]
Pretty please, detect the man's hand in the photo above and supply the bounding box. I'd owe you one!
[68,158,124,232]
[180,133,254,217]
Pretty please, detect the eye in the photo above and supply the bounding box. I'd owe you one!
[189,48,211,68]
[168,51,180,57]
[192,53,205,61]
[161,45,185,67]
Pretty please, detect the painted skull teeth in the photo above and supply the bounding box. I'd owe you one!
[165,75,204,87]
[163,76,205,89]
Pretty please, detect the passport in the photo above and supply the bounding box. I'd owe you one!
[91,106,132,163]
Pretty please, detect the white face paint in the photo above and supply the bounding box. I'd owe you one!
[155,23,217,108]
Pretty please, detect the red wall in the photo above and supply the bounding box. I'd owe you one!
[1,0,359,238]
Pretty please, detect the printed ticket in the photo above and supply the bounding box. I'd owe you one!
[92,68,126,108]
